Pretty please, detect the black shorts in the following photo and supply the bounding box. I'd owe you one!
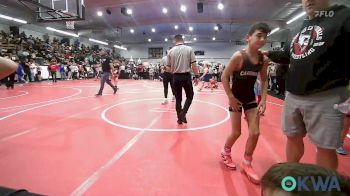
[229,101,257,112]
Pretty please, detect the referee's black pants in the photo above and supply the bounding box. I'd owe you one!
[173,73,194,119]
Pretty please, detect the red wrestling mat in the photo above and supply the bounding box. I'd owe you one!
[0,79,349,195]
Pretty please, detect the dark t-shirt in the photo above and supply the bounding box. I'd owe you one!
[101,57,111,73]
[268,5,350,95]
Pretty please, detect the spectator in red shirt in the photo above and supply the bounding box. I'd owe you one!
[49,58,58,82]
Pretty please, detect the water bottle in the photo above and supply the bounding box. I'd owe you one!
[334,102,350,114]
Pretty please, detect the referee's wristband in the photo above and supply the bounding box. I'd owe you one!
[195,75,199,79]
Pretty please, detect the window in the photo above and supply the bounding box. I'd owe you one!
[148,48,163,59]
[194,50,204,56]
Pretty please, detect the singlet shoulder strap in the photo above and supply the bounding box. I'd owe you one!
[231,50,246,78]
[239,50,248,63]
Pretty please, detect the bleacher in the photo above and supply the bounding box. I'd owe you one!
[0,43,16,53]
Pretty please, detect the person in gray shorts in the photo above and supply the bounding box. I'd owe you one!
[266,0,350,169]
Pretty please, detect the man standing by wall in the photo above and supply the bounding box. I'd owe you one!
[167,34,199,125]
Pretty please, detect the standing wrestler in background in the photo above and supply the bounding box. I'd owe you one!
[161,47,175,105]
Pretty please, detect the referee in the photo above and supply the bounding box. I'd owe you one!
[167,34,199,124]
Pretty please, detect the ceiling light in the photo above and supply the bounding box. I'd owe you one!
[174,25,179,30]
[148,38,151,42]
[126,9,133,15]
[151,28,156,33]
[121,7,132,16]
[165,38,168,42]
[130,29,134,33]
[180,5,187,12]
[0,14,27,24]
[89,38,108,45]
[162,8,168,14]
[114,45,127,50]
[97,11,103,16]
[268,27,280,36]
[214,26,219,31]
[182,35,185,39]
[212,37,216,41]
[189,26,193,31]
[46,27,79,37]
[286,12,306,24]
[193,37,197,41]
[218,3,224,10]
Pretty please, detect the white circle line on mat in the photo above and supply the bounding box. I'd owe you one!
[0,91,29,100]
[0,87,82,110]
[101,98,230,131]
